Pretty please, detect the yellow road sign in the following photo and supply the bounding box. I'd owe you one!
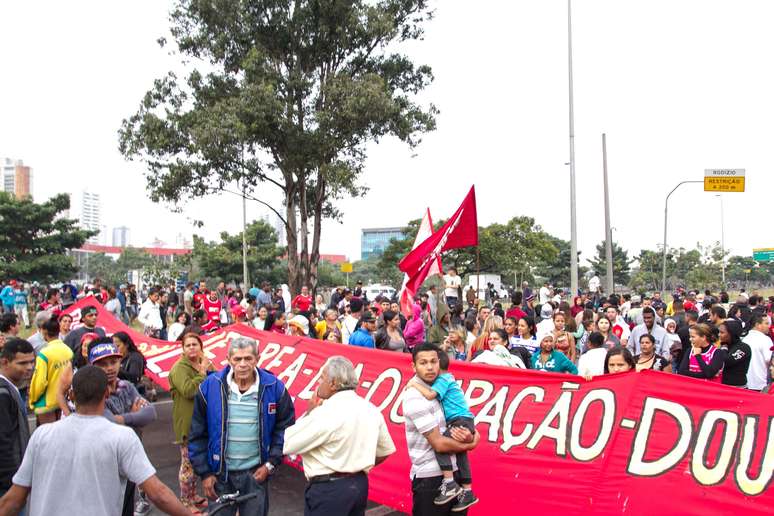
[340,262,353,273]
[704,169,745,192]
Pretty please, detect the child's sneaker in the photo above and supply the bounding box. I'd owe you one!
[434,480,463,505]
[452,489,479,512]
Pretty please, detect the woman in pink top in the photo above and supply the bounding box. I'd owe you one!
[403,303,425,350]
[678,323,727,382]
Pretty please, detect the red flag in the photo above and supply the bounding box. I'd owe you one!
[398,208,444,317]
[398,186,477,295]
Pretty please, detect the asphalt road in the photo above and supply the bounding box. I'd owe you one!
[143,398,405,516]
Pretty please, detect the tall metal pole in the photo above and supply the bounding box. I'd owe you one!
[567,0,579,296]
[717,194,726,287]
[241,180,249,290]
[661,181,702,295]
[602,134,614,294]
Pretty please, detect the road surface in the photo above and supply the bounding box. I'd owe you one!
[142,398,405,515]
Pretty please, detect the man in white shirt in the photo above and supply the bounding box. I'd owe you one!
[538,282,551,305]
[137,289,163,338]
[283,356,395,516]
[443,269,461,308]
[0,366,189,516]
[743,313,773,391]
[403,343,479,515]
[628,307,669,357]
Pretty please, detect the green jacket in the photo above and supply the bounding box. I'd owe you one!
[168,355,206,444]
[428,302,451,344]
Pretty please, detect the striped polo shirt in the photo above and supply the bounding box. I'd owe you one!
[225,371,261,471]
[402,376,457,479]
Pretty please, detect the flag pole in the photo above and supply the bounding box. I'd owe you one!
[476,242,481,306]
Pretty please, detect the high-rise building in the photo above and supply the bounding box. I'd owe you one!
[78,191,102,245]
[1,158,33,200]
[112,226,131,247]
[361,227,406,260]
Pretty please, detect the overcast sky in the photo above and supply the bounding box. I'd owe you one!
[1,1,771,266]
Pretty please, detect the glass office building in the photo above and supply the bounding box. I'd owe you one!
[361,227,406,260]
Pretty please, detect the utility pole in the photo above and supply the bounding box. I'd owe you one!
[567,0,579,296]
[602,134,614,294]
[661,181,702,295]
[241,180,249,290]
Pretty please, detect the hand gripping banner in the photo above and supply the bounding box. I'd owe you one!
[65,299,774,515]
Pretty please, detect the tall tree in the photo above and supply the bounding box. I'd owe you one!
[588,240,633,286]
[0,192,95,283]
[193,219,283,284]
[119,0,437,295]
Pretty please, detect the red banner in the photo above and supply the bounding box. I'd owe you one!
[65,299,774,514]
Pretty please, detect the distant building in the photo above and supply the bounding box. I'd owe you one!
[112,226,131,247]
[361,227,405,260]
[78,191,102,245]
[1,158,33,200]
[70,244,192,283]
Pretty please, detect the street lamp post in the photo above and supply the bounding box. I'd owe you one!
[567,0,579,297]
[716,194,725,287]
[661,181,702,295]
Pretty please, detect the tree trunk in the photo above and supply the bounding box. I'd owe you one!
[297,174,310,297]
[308,172,325,297]
[285,180,302,296]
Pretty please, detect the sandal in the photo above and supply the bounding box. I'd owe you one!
[193,497,208,508]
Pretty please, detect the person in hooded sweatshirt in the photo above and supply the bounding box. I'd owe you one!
[403,303,426,350]
[719,319,751,388]
[427,303,451,345]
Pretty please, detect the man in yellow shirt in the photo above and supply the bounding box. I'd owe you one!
[28,318,72,425]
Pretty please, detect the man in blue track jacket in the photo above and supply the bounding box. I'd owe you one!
[189,336,294,516]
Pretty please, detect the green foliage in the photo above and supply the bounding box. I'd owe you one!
[81,247,190,287]
[192,219,283,284]
[588,240,633,286]
[119,0,437,295]
[534,236,587,288]
[0,192,96,283]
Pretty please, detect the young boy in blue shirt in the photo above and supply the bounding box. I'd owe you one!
[408,351,479,511]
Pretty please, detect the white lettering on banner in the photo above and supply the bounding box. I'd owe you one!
[474,386,509,442]
[628,398,693,477]
[464,380,495,410]
[277,353,308,390]
[569,389,616,462]
[297,367,324,401]
[734,416,774,496]
[526,391,573,456]
[389,388,406,425]
[257,343,282,368]
[264,346,296,371]
[501,386,545,452]
[691,411,739,486]
[365,368,402,412]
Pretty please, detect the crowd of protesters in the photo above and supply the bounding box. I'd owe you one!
[1,273,773,516]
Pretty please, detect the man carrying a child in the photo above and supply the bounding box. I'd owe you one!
[403,342,480,515]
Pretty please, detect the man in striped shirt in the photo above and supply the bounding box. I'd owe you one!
[403,342,480,515]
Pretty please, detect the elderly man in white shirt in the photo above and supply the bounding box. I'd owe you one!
[283,356,396,516]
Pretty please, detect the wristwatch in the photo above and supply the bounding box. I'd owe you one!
[263,462,275,475]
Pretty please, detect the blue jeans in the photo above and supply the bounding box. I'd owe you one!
[215,468,269,516]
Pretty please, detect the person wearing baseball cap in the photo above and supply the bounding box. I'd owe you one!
[348,312,376,348]
[88,337,157,515]
[63,305,106,363]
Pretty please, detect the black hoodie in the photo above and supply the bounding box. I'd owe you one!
[721,319,752,387]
